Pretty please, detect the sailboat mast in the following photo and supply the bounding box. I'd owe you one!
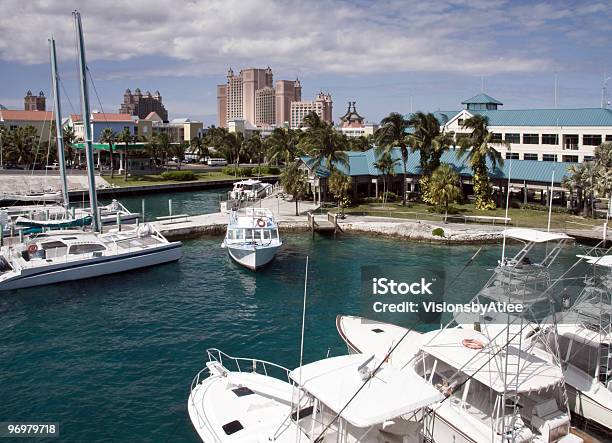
[73,10,100,232]
[48,37,70,208]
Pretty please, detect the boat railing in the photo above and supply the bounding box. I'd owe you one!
[205,348,292,383]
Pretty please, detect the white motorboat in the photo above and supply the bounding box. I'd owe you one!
[228,179,273,201]
[188,348,443,442]
[337,315,582,443]
[222,207,281,270]
[0,224,181,291]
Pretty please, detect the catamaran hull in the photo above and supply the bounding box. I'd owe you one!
[227,244,279,271]
[566,384,612,431]
[0,243,182,291]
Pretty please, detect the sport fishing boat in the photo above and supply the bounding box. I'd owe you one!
[0,12,181,291]
[337,316,582,443]
[0,224,181,291]
[221,207,281,270]
[188,348,443,442]
[228,179,273,201]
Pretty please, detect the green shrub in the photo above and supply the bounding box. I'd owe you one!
[382,191,399,202]
[161,170,196,181]
[432,227,445,237]
[222,166,252,177]
[519,203,573,214]
[266,166,280,175]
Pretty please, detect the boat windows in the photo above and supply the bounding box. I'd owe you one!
[262,229,271,240]
[231,387,254,397]
[221,420,243,435]
[69,243,106,255]
[41,241,67,250]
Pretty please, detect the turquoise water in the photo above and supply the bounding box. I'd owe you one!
[0,190,602,442]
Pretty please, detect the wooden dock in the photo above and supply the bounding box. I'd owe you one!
[307,212,342,237]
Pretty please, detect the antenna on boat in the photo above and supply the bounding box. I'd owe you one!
[73,10,100,232]
[295,255,309,442]
[49,36,69,209]
[500,154,513,264]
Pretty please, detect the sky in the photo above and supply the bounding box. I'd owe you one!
[0,0,610,126]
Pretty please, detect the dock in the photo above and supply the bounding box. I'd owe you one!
[307,212,342,237]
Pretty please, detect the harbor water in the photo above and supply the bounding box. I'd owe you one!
[0,189,608,442]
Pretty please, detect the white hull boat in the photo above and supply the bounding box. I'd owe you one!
[0,225,181,291]
[222,208,281,271]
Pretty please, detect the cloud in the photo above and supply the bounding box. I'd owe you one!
[0,0,609,78]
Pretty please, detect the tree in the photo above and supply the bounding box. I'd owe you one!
[299,121,349,174]
[153,132,172,171]
[6,125,38,167]
[171,141,188,170]
[594,142,612,209]
[456,115,504,210]
[265,127,300,165]
[373,150,399,207]
[429,163,461,223]
[62,125,77,167]
[99,128,116,178]
[347,135,372,152]
[280,162,309,215]
[190,136,209,162]
[406,112,454,203]
[116,128,133,180]
[300,111,325,130]
[373,112,410,205]
[328,170,352,216]
[246,132,265,171]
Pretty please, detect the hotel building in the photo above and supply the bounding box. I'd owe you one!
[216,67,302,128]
[438,94,612,163]
[290,92,333,128]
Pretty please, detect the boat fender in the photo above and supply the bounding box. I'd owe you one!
[462,338,485,350]
[257,218,266,228]
[27,243,38,254]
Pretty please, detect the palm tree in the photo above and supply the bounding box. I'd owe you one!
[62,125,77,167]
[299,122,349,174]
[328,170,352,216]
[347,135,372,152]
[99,128,116,178]
[246,132,265,174]
[300,111,325,130]
[429,163,461,222]
[280,162,308,215]
[265,127,299,165]
[7,125,38,168]
[373,112,410,205]
[373,150,399,206]
[172,141,188,170]
[116,128,133,180]
[456,115,504,210]
[190,136,209,163]
[153,132,172,171]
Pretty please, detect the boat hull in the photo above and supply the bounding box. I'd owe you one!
[566,383,612,432]
[227,244,280,271]
[0,243,182,291]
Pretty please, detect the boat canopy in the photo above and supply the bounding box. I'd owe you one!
[421,328,564,393]
[289,354,443,428]
[233,179,261,186]
[577,255,612,268]
[502,228,572,243]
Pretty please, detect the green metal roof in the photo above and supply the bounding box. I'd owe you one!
[300,147,573,184]
[468,108,612,127]
[73,142,146,151]
[462,93,503,105]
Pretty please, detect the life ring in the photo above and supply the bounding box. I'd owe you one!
[257,218,266,228]
[27,243,38,254]
[462,338,485,350]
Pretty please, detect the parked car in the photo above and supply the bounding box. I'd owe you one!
[207,158,227,166]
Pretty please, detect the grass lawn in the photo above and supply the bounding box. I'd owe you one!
[344,201,605,230]
[104,171,273,187]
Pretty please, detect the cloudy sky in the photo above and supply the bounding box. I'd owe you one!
[0,0,610,125]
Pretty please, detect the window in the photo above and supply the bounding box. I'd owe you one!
[505,152,519,159]
[583,135,602,146]
[583,156,595,162]
[562,155,578,163]
[541,134,559,145]
[457,118,464,126]
[542,154,558,162]
[523,153,538,161]
[491,133,503,142]
[262,229,271,240]
[505,133,520,144]
[563,134,579,150]
[69,243,106,255]
[606,135,612,142]
[523,134,539,144]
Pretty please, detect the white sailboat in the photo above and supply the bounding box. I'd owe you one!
[0,12,181,291]
[188,348,443,442]
[222,207,281,270]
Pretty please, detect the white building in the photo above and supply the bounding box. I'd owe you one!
[438,94,612,162]
[290,92,333,128]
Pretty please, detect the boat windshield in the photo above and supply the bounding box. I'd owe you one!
[227,228,278,243]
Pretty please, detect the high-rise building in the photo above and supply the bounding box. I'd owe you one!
[290,92,333,128]
[275,79,301,126]
[119,88,168,122]
[255,86,276,126]
[24,90,46,111]
[216,67,304,128]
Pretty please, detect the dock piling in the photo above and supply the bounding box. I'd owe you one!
[141,199,145,223]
